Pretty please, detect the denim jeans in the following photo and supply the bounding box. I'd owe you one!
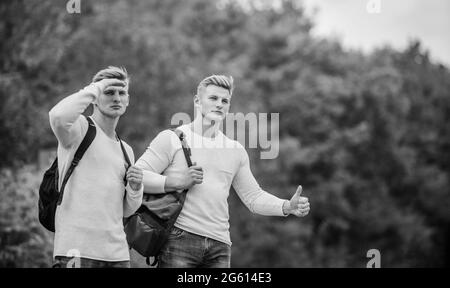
[52,256,130,268]
[158,226,231,268]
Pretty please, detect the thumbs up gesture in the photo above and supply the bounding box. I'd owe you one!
[285,185,310,217]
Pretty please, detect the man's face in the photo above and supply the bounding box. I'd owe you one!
[95,81,129,118]
[195,85,231,123]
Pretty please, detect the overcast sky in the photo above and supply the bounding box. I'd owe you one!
[301,0,450,66]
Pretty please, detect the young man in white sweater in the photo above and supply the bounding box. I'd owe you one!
[135,75,311,268]
[49,66,144,268]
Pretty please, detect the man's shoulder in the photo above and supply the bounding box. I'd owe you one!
[149,127,183,152]
[171,124,190,134]
[219,131,246,151]
[157,127,183,141]
[167,124,192,143]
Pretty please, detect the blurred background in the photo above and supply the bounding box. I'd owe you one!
[0,0,449,267]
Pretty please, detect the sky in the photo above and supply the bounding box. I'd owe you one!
[301,0,450,66]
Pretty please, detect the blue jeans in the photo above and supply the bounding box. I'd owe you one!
[158,226,231,268]
[52,256,130,268]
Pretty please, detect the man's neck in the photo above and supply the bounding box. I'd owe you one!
[92,111,119,140]
[191,114,221,138]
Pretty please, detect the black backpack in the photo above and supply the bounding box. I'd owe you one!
[123,129,193,266]
[38,116,96,232]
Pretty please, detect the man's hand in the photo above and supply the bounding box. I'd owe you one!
[164,162,203,192]
[126,165,143,191]
[283,185,310,217]
[85,78,126,96]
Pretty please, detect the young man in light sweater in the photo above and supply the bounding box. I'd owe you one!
[49,66,144,268]
[135,75,311,268]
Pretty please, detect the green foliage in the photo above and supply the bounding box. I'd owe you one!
[1,0,449,267]
[0,166,53,267]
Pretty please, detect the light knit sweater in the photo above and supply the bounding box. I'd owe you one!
[49,89,143,261]
[136,124,287,246]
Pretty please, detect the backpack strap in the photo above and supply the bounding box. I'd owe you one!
[117,134,131,186]
[57,115,96,205]
[171,128,193,194]
[171,129,193,167]
[118,137,131,167]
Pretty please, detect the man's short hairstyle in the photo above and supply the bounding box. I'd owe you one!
[197,75,234,96]
[92,66,129,84]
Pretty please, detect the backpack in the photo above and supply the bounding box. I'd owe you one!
[123,129,193,266]
[38,115,96,232]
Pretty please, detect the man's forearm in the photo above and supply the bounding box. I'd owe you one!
[238,188,287,216]
[142,170,167,194]
[49,86,98,127]
[124,183,143,217]
[48,88,98,147]
[142,175,181,194]
[163,175,183,192]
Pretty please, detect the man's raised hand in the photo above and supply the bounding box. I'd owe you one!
[85,79,126,97]
[287,185,310,217]
[95,78,126,91]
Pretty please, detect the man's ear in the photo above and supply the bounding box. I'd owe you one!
[125,93,130,107]
[193,94,201,107]
[90,102,97,113]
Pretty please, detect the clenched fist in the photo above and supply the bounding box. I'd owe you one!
[126,165,143,191]
[164,162,203,192]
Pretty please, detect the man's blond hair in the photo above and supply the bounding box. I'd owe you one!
[92,66,129,84]
[197,75,234,96]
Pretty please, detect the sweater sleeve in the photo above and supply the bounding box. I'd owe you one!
[232,146,286,216]
[49,88,98,148]
[123,145,144,217]
[135,130,180,194]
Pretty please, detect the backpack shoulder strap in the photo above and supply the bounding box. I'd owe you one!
[171,128,193,167]
[118,138,131,168]
[117,134,131,187]
[57,115,96,205]
[171,128,193,195]
[73,116,97,164]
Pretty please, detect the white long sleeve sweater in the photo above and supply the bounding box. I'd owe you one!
[49,89,144,261]
[136,124,286,246]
